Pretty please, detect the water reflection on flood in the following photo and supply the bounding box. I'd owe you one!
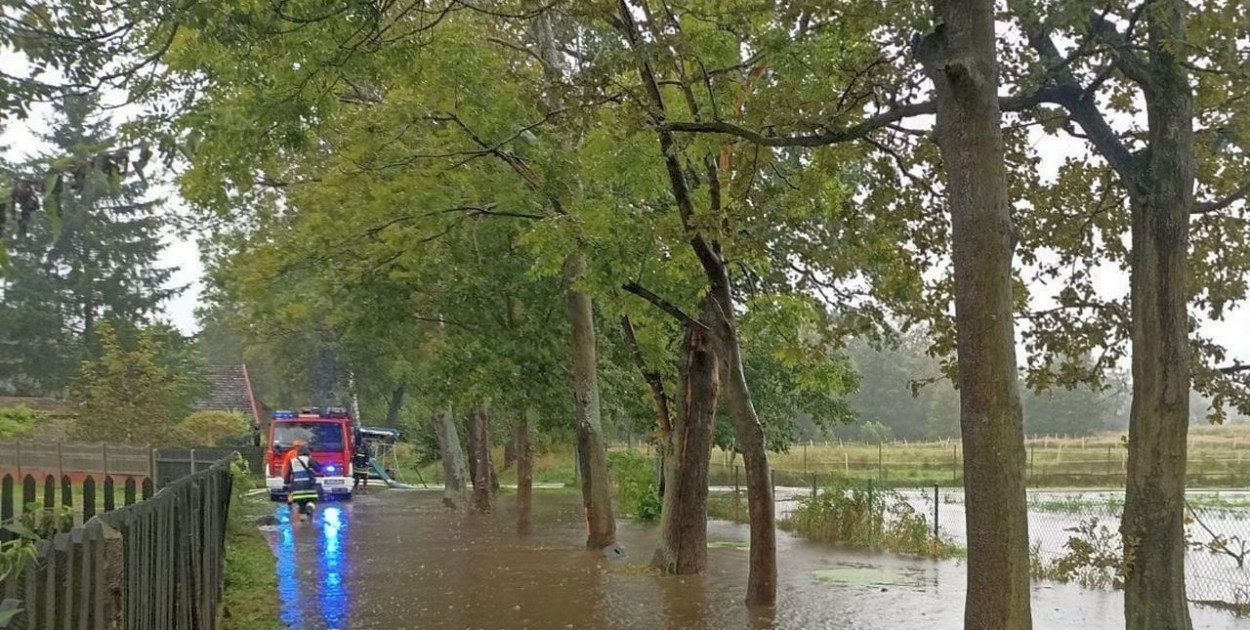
[273,504,352,630]
[264,491,1250,630]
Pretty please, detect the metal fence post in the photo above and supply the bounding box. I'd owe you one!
[811,473,817,499]
[933,484,940,539]
[952,444,958,483]
[1028,444,1034,485]
[878,442,884,482]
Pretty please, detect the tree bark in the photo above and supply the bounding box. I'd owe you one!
[1121,4,1195,627]
[708,284,777,607]
[435,406,469,510]
[621,315,674,439]
[652,317,718,574]
[470,408,493,514]
[515,411,533,535]
[564,252,618,550]
[918,2,1033,628]
[503,433,517,471]
[384,384,405,428]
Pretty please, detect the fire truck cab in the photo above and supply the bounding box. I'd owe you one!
[265,407,355,501]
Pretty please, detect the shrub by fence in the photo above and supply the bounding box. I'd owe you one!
[761,480,1250,614]
[0,456,234,629]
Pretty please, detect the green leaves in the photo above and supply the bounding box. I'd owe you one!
[41,172,60,235]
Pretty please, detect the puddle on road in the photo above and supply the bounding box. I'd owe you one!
[262,490,1250,630]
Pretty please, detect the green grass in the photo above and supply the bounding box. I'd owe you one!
[705,425,1250,489]
[220,493,281,630]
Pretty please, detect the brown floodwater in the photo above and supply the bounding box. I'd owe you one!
[264,489,1250,630]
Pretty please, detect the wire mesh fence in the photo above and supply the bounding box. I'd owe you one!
[716,468,1250,614]
[703,436,1250,488]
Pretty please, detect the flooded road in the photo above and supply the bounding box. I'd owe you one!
[264,489,1250,630]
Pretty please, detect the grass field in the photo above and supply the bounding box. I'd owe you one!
[389,424,1250,491]
[748,424,1250,488]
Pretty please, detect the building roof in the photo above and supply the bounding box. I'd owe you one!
[193,364,261,424]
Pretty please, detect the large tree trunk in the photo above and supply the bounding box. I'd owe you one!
[652,319,718,574]
[564,252,618,550]
[709,292,777,607]
[919,2,1032,628]
[1122,4,1195,627]
[470,408,494,514]
[515,411,533,535]
[435,406,469,510]
[384,384,405,428]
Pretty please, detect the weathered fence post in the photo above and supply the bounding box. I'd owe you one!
[1,475,13,522]
[43,475,55,512]
[61,475,72,510]
[933,484,940,539]
[878,442,884,482]
[952,445,958,483]
[1028,444,1035,484]
[22,474,36,508]
[1106,445,1113,481]
[104,476,116,512]
[82,476,96,522]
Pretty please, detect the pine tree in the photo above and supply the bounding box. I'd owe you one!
[0,93,179,395]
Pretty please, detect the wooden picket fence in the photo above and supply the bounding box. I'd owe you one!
[0,454,234,630]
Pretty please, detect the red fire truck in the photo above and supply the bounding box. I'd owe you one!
[265,407,356,501]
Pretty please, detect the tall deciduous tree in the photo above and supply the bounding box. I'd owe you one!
[917,1,1033,626]
[1005,1,1249,623]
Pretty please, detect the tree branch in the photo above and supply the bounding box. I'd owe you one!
[658,88,1054,148]
[1193,182,1250,215]
[621,315,673,437]
[1216,362,1250,375]
[1088,11,1157,93]
[622,282,709,332]
[1029,31,1144,191]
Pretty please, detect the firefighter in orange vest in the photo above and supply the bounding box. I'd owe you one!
[279,439,306,486]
